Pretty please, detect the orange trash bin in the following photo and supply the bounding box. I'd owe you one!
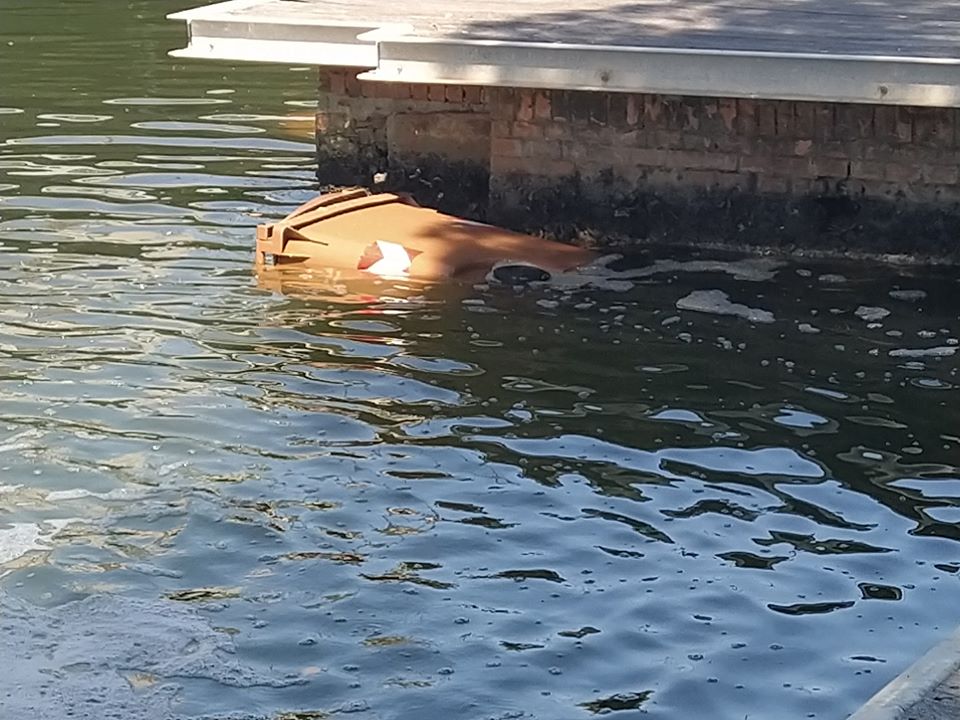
[255,188,596,283]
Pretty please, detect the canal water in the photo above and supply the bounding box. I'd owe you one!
[2,2,959,719]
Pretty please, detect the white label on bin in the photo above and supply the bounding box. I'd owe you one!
[358,240,416,277]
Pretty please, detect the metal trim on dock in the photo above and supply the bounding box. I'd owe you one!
[360,37,960,107]
[167,1,412,68]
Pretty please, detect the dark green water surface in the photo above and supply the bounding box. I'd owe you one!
[2,2,960,719]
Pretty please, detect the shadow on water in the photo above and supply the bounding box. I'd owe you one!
[1,2,960,720]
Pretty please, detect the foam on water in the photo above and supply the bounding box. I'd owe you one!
[676,289,776,323]
[2,590,302,719]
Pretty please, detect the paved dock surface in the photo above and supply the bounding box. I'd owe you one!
[849,628,960,720]
[898,669,960,720]
[243,0,958,57]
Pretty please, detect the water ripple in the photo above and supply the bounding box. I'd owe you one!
[2,4,960,719]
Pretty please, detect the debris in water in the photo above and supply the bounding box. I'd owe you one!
[889,346,957,358]
[3,590,304,719]
[619,257,783,282]
[855,306,891,322]
[889,289,926,302]
[676,290,775,323]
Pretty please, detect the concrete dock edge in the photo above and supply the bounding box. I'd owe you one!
[848,627,960,720]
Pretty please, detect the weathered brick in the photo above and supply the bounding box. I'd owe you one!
[534,91,552,121]
[463,85,483,105]
[884,162,923,184]
[810,157,850,178]
[560,141,590,164]
[371,81,397,100]
[740,155,811,177]
[388,112,491,164]
[683,100,702,132]
[873,105,899,142]
[314,111,345,134]
[644,95,665,125]
[491,137,524,158]
[617,129,641,146]
[681,169,747,191]
[718,98,737,132]
[736,99,758,136]
[862,144,948,168]
[756,103,776,136]
[705,133,752,155]
[896,107,913,142]
[344,72,362,98]
[445,85,465,104]
[320,80,960,243]
[626,95,642,127]
[410,83,429,102]
[494,156,575,178]
[511,122,543,140]
[626,147,668,167]
[392,83,414,100]
[757,174,791,194]
[491,119,512,139]
[603,93,622,127]
[662,149,738,172]
[712,171,750,191]
[489,88,514,119]
[788,177,816,195]
[642,167,684,188]
[588,93,610,125]
[573,143,639,169]
[923,164,959,185]
[661,96,686,131]
[653,130,684,149]
[794,102,816,138]
[834,103,871,142]
[523,139,563,161]
[329,70,346,97]
[774,101,796,137]
[560,91,602,124]
[814,104,835,142]
[543,122,568,141]
[517,90,535,122]
[548,91,569,121]
[912,107,954,147]
[681,134,712,151]
[850,160,885,181]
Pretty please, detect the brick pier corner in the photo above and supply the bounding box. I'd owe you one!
[316,69,960,258]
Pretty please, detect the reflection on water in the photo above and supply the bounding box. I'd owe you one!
[2,2,960,719]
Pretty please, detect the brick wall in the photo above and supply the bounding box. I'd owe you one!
[316,69,960,255]
[316,70,491,216]
[487,88,960,254]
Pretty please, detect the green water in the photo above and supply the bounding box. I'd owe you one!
[2,2,960,719]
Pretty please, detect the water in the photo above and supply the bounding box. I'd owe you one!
[2,2,960,719]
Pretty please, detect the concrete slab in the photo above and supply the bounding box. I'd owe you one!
[905,672,960,720]
[175,0,960,58]
[169,0,960,106]
[848,626,960,720]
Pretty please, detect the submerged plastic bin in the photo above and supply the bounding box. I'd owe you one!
[255,188,596,282]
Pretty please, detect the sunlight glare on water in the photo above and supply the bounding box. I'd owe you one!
[1,2,960,719]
